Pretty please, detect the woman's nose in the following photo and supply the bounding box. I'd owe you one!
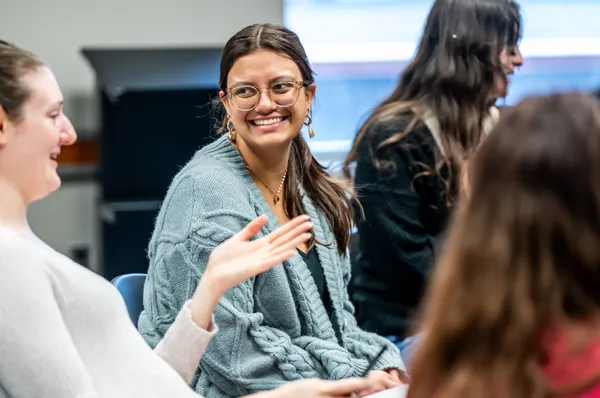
[59,115,77,146]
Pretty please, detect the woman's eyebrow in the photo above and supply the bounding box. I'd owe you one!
[229,74,299,88]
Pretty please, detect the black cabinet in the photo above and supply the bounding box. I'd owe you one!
[82,48,222,279]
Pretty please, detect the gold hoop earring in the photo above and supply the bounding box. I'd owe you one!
[226,115,237,143]
[304,114,315,139]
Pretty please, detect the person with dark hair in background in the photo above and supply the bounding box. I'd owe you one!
[0,39,378,398]
[408,92,600,398]
[343,0,523,361]
[138,24,407,398]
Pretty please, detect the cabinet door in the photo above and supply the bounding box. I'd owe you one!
[100,200,161,280]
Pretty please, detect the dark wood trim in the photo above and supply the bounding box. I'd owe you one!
[57,139,99,165]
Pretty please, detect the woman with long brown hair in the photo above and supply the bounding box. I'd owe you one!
[343,0,523,355]
[408,92,600,398]
[138,23,406,397]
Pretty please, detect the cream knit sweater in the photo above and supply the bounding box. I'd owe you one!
[0,227,215,398]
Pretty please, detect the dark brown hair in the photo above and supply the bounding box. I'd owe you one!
[0,40,44,121]
[343,0,521,204]
[216,24,355,255]
[408,92,600,398]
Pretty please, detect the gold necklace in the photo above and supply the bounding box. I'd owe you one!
[243,160,287,205]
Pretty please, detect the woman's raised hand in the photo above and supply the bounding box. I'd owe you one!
[189,215,312,329]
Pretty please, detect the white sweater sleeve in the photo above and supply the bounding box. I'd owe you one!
[0,249,99,398]
[153,300,218,384]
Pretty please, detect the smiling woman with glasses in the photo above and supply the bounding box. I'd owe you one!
[138,23,408,398]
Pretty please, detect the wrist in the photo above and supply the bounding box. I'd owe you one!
[189,276,222,330]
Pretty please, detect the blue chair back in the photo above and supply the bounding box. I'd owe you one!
[111,273,147,325]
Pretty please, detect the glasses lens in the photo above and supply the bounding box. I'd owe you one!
[230,82,302,110]
[231,86,259,111]
[271,82,300,107]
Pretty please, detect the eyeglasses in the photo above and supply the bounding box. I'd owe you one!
[225,81,306,112]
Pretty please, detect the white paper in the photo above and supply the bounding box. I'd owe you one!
[366,385,409,398]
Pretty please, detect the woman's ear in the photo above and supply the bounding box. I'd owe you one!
[305,83,316,109]
[219,90,232,116]
[0,106,8,147]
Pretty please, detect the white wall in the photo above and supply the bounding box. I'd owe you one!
[27,181,102,273]
[1,0,283,133]
[2,0,283,274]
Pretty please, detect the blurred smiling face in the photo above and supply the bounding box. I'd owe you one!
[0,66,77,204]
[220,49,316,151]
[494,44,523,98]
[493,23,523,99]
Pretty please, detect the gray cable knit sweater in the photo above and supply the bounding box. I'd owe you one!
[138,135,405,398]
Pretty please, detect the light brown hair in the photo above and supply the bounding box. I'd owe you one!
[0,40,44,121]
[408,92,600,398]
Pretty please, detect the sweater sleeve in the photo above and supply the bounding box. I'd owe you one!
[138,173,349,397]
[140,228,338,396]
[153,300,218,384]
[0,248,99,398]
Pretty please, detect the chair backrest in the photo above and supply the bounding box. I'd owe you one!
[111,273,147,325]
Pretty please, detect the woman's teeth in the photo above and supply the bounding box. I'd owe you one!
[252,117,283,126]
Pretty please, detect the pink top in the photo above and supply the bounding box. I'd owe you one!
[543,323,600,398]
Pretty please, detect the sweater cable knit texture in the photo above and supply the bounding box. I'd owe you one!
[138,135,404,398]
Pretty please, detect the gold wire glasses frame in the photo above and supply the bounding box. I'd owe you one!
[225,80,306,112]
